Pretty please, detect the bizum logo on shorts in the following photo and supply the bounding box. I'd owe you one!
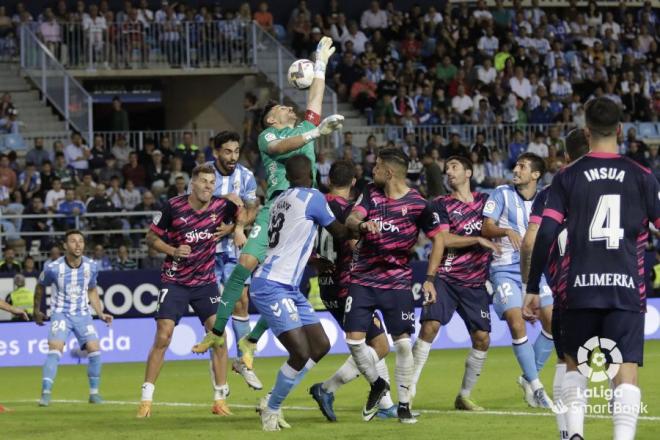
[552,336,648,416]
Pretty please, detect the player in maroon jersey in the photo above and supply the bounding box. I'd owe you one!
[410,155,500,411]
[137,164,243,418]
[343,148,445,424]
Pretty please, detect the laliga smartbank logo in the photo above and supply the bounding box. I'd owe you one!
[577,336,622,382]
[552,337,647,416]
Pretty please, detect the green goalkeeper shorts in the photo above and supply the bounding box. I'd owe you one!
[241,205,271,264]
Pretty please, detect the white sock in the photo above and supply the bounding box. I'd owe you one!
[553,363,568,439]
[375,357,394,409]
[322,356,360,393]
[411,339,432,387]
[141,382,155,401]
[394,338,414,404]
[346,338,378,383]
[613,383,641,440]
[459,348,488,398]
[562,371,587,439]
[214,383,229,401]
[530,378,543,392]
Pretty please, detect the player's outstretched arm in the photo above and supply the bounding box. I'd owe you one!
[526,218,561,295]
[88,287,113,326]
[306,36,335,115]
[520,223,539,284]
[345,210,379,237]
[146,230,190,259]
[266,114,344,155]
[0,299,28,321]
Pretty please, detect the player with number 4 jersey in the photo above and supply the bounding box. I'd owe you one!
[525,98,660,440]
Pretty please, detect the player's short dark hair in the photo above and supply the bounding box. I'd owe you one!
[261,100,278,128]
[245,92,257,105]
[285,155,312,183]
[377,147,409,171]
[517,152,546,177]
[214,131,241,149]
[192,163,215,177]
[446,155,473,173]
[585,97,621,138]
[329,160,356,188]
[65,229,85,241]
[565,128,589,162]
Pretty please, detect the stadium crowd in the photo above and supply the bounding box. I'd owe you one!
[0,0,659,274]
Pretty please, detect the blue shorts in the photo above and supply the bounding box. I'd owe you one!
[344,284,415,337]
[421,277,491,333]
[250,278,319,337]
[490,267,553,320]
[215,252,252,288]
[48,312,98,348]
[156,282,221,325]
[320,285,385,342]
[561,309,644,366]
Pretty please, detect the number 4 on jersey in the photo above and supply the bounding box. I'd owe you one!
[589,194,624,249]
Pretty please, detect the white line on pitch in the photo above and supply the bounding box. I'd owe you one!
[5,399,660,422]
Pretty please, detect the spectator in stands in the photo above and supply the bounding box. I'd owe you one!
[22,256,36,276]
[0,248,21,273]
[507,129,527,168]
[176,132,199,174]
[84,4,108,68]
[146,149,169,196]
[470,132,490,163]
[122,151,146,188]
[444,133,468,159]
[111,135,131,168]
[92,244,112,271]
[18,162,41,201]
[0,107,19,134]
[316,151,332,188]
[509,66,532,100]
[168,156,189,187]
[361,1,388,33]
[334,52,363,100]
[64,132,90,171]
[56,188,85,230]
[43,245,61,268]
[21,197,49,251]
[0,93,12,118]
[530,97,555,124]
[254,2,274,35]
[75,172,96,202]
[350,73,378,112]
[25,138,51,168]
[341,20,368,54]
[122,8,146,67]
[113,245,137,270]
[167,175,187,199]
[105,175,123,209]
[141,246,165,270]
[88,135,109,173]
[406,146,423,187]
[132,190,160,230]
[44,177,65,212]
[111,96,129,132]
[120,179,141,211]
[0,154,16,192]
[39,8,62,61]
[37,161,54,199]
[626,141,649,167]
[421,151,445,197]
[527,131,549,158]
[96,154,120,185]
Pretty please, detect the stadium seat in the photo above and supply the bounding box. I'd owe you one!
[638,123,659,139]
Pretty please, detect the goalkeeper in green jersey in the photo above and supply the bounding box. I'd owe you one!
[192,37,343,373]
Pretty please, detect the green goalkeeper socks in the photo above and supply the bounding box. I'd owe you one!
[212,263,252,335]
[247,316,269,343]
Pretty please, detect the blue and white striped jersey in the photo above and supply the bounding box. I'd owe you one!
[254,187,336,288]
[483,184,537,268]
[38,256,99,315]
[189,161,258,256]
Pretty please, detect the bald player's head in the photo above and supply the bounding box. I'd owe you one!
[285,155,313,188]
[565,128,589,163]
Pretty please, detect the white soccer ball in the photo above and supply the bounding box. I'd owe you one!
[287,59,314,90]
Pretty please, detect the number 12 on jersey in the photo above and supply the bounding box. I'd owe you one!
[589,194,624,249]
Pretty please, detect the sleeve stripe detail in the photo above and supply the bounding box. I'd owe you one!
[542,208,564,224]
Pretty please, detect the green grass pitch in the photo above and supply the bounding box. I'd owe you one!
[2,342,659,439]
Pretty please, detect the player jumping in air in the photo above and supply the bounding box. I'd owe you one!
[250,155,355,431]
[201,131,263,412]
[525,97,660,440]
[192,36,344,367]
[343,148,444,424]
[481,152,554,409]
[137,164,243,418]
[411,156,500,411]
[309,160,399,421]
[33,230,113,407]
[520,128,589,440]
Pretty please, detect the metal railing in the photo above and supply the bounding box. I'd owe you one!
[341,122,580,151]
[95,129,217,152]
[19,25,93,143]
[0,210,159,259]
[29,19,252,71]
